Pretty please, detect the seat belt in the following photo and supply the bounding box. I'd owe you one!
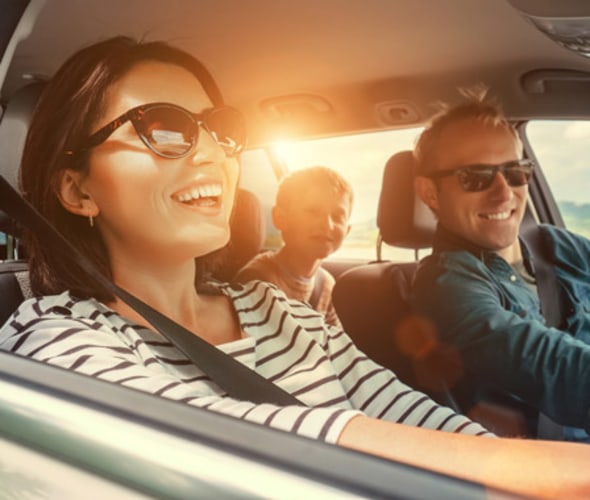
[519,220,565,440]
[520,223,563,329]
[0,176,301,406]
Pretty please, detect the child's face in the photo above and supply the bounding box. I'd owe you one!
[275,184,351,260]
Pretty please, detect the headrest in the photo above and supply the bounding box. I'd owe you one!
[213,188,266,282]
[0,82,46,189]
[0,82,46,236]
[231,188,266,260]
[377,150,436,249]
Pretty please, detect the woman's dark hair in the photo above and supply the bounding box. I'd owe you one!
[20,36,225,300]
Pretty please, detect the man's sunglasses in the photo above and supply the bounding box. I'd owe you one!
[426,159,534,192]
[78,102,247,159]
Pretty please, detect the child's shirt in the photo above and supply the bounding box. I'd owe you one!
[234,250,341,328]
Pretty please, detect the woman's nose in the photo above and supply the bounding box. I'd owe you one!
[189,126,226,164]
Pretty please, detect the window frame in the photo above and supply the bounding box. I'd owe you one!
[0,350,492,498]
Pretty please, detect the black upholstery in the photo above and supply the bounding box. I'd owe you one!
[0,82,46,236]
[0,83,45,321]
[333,151,439,392]
[0,261,29,326]
[213,188,266,283]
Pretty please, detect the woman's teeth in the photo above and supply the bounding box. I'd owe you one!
[174,184,222,204]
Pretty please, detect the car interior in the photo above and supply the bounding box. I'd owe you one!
[0,0,590,494]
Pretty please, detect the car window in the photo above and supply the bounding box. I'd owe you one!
[242,128,425,262]
[526,120,590,238]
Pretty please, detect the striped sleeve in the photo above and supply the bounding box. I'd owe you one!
[319,325,494,437]
[226,281,494,438]
[0,297,361,444]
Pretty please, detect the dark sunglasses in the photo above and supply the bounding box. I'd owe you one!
[427,159,534,192]
[77,102,247,159]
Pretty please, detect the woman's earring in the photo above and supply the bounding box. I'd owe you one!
[89,214,94,228]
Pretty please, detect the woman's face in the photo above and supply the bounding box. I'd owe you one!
[75,61,239,266]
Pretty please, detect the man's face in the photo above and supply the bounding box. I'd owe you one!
[420,120,527,257]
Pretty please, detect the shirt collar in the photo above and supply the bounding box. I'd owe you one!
[432,223,535,272]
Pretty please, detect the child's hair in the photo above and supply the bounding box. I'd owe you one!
[275,166,354,212]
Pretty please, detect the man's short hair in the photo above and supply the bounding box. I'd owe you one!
[413,87,521,176]
[276,166,354,212]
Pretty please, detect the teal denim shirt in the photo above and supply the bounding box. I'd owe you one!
[412,224,590,438]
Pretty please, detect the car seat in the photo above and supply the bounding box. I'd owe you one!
[0,82,46,247]
[0,83,45,325]
[212,188,266,283]
[331,151,454,401]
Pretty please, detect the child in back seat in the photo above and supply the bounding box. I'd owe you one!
[234,166,353,328]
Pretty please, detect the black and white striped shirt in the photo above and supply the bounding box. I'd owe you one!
[0,280,492,442]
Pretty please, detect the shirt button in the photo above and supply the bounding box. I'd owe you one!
[510,274,517,282]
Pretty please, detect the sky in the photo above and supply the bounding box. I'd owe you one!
[526,121,589,206]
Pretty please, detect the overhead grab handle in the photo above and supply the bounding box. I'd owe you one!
[521,69,590,94]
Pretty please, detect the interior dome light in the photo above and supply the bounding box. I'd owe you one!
[527,15,590,57]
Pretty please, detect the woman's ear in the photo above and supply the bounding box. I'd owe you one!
[414,176,439,213]
[57,169,99,217]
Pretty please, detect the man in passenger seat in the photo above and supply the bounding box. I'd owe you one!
[412,89,590,442]
[234,166,352,328]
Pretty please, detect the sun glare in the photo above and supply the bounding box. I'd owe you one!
[271,140,299,164]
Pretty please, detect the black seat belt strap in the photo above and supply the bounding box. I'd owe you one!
[520,224,563,328]
[520,222,564,440]
[0,176,300,406]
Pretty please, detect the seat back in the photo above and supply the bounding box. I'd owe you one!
[333,151,441,394]
[0,83,46,322]
[0,262,31,326]
[0,82,46,237]
[334,261,419,380]
[212,188,266,283]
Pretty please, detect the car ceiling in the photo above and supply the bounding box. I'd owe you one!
[3,0,590,146]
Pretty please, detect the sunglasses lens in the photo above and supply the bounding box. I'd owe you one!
[457,167,495,192]
[456,162,533,192]
[140,107,194,157]
[134,105,246,158]
[504,164,533,187]
[204,107,247,156]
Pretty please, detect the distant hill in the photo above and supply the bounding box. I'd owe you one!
[558,201,590,238]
